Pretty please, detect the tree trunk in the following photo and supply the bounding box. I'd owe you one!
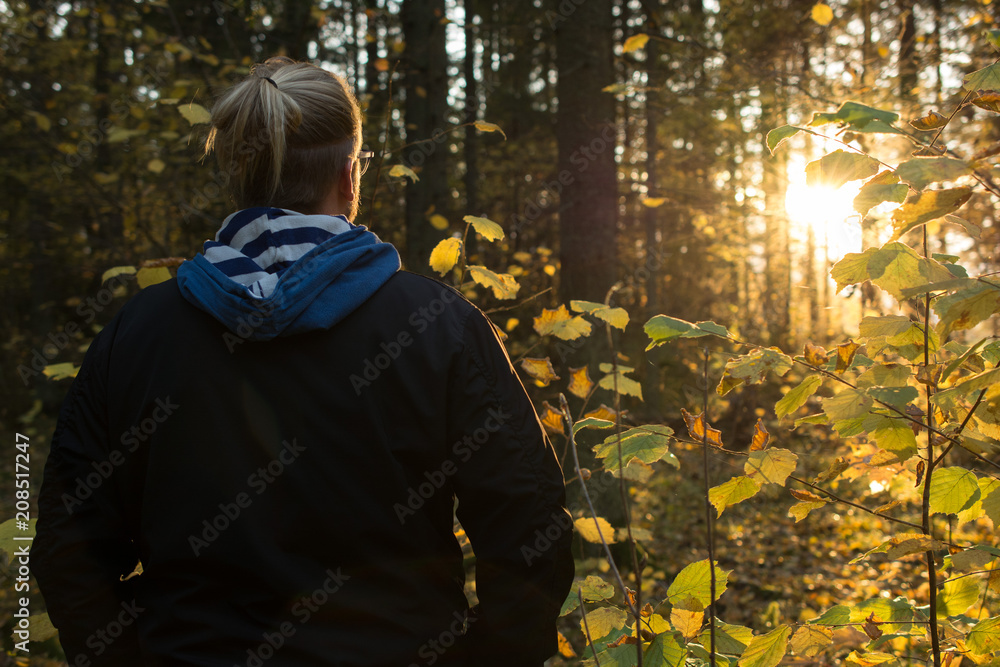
[401,0,450,271]
[554,0,617,303]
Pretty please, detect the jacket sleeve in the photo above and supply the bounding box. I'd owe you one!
[449,307,575,667]
[31,325,143,665]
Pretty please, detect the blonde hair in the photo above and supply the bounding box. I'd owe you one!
[204,56,362,211]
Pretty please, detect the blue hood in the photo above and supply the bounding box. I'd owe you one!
[177,209,400,341]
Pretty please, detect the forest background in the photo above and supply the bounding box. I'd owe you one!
[4,0,1000,665]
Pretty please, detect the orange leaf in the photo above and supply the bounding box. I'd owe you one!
[750,418,771,451]
[557,631,576,658]
[790,488,825,502]
[803,342,830,366]
[584,404,621,422]
[539,401,564,435]
[973,92,1000,113]
[519,357,560,387]
[681,408,724,447]
[568,366,595,399]
[908,110,949,131]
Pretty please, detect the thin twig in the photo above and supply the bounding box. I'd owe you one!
[702,347,717,667]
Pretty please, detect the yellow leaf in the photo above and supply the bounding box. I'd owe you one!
[811,3,834,26]
[429,238,462,275]
[539,401,565,435]
[467,265,519,299]
[43,362,79,381]
[520,357,560,387]
[533,304,592,340]
[93,172,120,185]
[671,607,704,640]
[581,607,627,641]
[574,516,617,544]
[584,404,619,422]
[147,158,166,174]
[57,142,78,154]
[505,317,519,332]
[463,215,504,241]
[877,46,889,58]
[789,500,827,522]
[568,366,595,399]
[101,266,137,283]
[178,103,212,125]
[136,266,172,288]
[641,197,667,207]
[473,120,507,139]
[389,164,419,182]
[429,214,449,230]
[32,112,52,132]
[100,12,116,28]
[543,264,556,276]
[623,33,650,53]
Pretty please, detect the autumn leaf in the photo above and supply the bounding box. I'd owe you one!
[519,357,559,387]
[389,164,419,182]
[574,516,616,544]
[428,213,449,230]
[428,237,462,275]
[468,265,519,299]
[472,120,506,139]
[567,366,595,398]
[710,475,762,516]
[681,408,724,446]
[463,215,504,241]
[803,342,829,366]
[667,559,731,610]
[811,3,833,26]
[750,419,770,451]
[533,304,592,340]
[539,401,564,435]
[178,102,211,125]
[136,266,172,288]
[584,404,620,422]
[745,448,797,486]
[908,110,948,131]
[835,339,861,372]
[623,33,649,53]
[571,300,629,330]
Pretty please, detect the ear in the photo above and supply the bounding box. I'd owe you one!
[338,160,356,201]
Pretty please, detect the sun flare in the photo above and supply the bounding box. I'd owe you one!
[784,173,863,263]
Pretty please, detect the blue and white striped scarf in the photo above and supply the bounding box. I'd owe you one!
[203,207,352,298]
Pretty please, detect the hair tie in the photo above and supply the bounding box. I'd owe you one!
[262,76,278,90]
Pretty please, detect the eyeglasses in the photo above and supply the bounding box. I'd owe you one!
[357,149,374,176]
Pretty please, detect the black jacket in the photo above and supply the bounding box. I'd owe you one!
[33,271,574,666]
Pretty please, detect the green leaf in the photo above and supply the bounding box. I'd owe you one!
[389,164,419,182]
[984,485,1000,527]
[646,632,687,667]
[745,448,798,486]
[854,181,908,217]
[987,29,1000,51]
[859,315,915,338]
[666,559,731,610]
[967,616,1000,654]
[178,102,212,125]
[894,157,971,190]
[805,150,880,189]
[709,475,763,516]
[467,265,520,299]
[939,575,981,617]
[789,626,833,658]
[890,187,973,240]
[810,101,900,131]
[28,612,59,642]
[867,386,919,410]
[766,125,801,155]
[463,215,504,241]
[852,596,914,633]
[582,606,628,640]
[560,575,616,615]
[718,348,793,396]
[866,416,918,461]
[856,363,912,388]
[572,300,630,330]
[573,417,615,435]
[934,367,1000,410]
[934,283,1000,338]
[822,390,873,422]
[737,625,791,667]
[775,376,823,419]
[701,623,754,655]
[834,242,956,303]
[597,364,644,400]
[964,62,1000,92]
[929,466,981,516]
[811,604,850,625]
[592,425,675,474]
[644,315,730,349]
[472,120,506,139]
